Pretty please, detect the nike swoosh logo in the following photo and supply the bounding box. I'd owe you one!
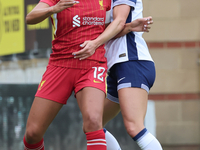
[93,80,102,83]
[117,77,125,83]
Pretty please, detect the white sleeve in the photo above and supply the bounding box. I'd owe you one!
[105,10,111,24]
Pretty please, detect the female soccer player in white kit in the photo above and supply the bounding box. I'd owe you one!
[73,0,163,149]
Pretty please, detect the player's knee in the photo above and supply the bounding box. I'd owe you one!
[83,115,102,132]
[126,126,137,137]
[124,122,144,137]
[25,126,43,144]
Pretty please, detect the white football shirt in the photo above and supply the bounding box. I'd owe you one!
[105,0,153,70]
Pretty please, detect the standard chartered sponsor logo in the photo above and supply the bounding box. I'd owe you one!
[73,15,80,27]
[72,15,104,27]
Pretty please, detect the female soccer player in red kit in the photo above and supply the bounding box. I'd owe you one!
[23,0,152,149]
[24,0,110,149]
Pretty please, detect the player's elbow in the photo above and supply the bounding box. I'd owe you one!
[26,17,30,24]
[118,19,126,30]
[26,14,39,25]
[26,15,34,24]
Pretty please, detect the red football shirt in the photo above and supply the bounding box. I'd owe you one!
[40,0,111,69]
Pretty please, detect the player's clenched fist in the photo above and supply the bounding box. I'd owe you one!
[52,0,79,13]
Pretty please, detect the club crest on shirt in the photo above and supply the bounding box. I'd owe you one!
[99,0,104,10]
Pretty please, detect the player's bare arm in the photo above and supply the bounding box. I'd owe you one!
[114,16,153,38]
[26,0,78,24]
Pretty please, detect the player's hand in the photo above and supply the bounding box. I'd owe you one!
[129,16,153,32]
[52,0,79,13]
[72,40,98,60]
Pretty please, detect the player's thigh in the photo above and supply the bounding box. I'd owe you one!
[103,98,120,126]
[26,97,63,134]
[76,87,105,124]
[118,87,148,126]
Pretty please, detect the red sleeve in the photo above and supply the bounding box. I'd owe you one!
[40,0,57,6]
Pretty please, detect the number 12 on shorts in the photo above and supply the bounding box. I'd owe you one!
[92,67,105,82]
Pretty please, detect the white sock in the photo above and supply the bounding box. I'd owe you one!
[104,128,121,150]
[134,128,163,150]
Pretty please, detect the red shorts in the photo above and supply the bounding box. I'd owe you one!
[35,64,107,104]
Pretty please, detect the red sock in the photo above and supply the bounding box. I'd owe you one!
[86,129,107,150]
[23,136,44,150]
